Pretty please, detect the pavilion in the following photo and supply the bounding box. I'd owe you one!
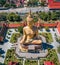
[48,0,60,9]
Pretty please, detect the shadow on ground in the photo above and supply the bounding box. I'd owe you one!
[42,43,53,50]
[0,48,5,54]
[3,39,8,43]
[0,39,8,45]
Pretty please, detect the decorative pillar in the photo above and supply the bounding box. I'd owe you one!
[38,60,40,65]
[23,58,26,65]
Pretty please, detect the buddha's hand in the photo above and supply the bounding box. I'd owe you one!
[25,39,33,43]
[25,40,29,43]
[20,41,24,44]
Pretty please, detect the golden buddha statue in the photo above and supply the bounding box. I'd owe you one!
[20,11,42,52]
[20,11,42,45]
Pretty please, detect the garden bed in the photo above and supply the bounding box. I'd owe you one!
[40,32,53,43]
[4,49,22,65]
[10,33,20,43]
[4,49,60,65]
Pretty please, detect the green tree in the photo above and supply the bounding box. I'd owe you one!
[18,26,23,34]
[0,13,7,21]
[15,15,22,21]
[11,4,16,8]
[4,3,10,8]
[40,2,45,6]
[39,12,48,21]
[33,16,38,23]
[57,46,60,53]
[54,12,60,20]
[45,26,49,31]
[27,0,38,6]
[0,0,6,6]
[7,13,22,22]
[51,12,57,20]
[47,12,51,21]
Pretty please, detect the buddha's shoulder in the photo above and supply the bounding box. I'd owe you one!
[23,26,29,30]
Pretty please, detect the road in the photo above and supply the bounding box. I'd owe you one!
[0,7,49,13]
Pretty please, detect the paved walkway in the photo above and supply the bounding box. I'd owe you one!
[15,37,48,59]
[0,28,60,63]
[39,28,60,62]
[0,42,12,63]
[0,29,18,63]
[50,28,60,62]
[0,7,49,13]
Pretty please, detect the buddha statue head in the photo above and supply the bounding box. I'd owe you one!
[26,10,34,27]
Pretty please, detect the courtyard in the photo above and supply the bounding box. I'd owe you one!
[0,28,60,65]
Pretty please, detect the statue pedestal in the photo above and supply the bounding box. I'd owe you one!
[15,38,48,59]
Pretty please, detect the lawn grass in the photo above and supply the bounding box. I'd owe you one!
[40,49,60,65]
[40,32,53,43]
[4,49,60,65]
[25,49,60,65]
[4,49,22,65]
[10,33,20,43]
[25,60,38,65]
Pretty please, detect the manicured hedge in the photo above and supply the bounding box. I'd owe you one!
[10,33,20,43]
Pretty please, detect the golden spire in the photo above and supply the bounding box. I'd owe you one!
[29,10,31,15]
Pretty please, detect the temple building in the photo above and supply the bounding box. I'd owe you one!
[39,0,48,3]
[6,0,25,7]
[57,22,60,34]
[0,23,7,42]
[8,61,19,65]
[48,0,60,10]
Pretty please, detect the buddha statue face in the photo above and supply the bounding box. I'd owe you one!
[26,11,34,27]
[27,19,34,27]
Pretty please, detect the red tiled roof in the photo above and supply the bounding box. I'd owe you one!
[9,23,21,28]
[44,61,54,65]
[57,22,60,33]
[0,36,3,41]
[48,0,60,9]
[8,61,19,65]
[40,22,58,27]
[8,22,58,28]
[8,22,27,28]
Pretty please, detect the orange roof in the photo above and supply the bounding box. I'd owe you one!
[0,36,3,41]
[40,23,58,27]
[57,22,60,33]
[44,61,54,65]
[48,0,60,9]
[8,22,58,28]
[8,22,27,28]
[8,61,19,65]
[9,23,20,28]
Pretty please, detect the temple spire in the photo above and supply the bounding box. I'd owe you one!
[27,10,33,22]
[29,10,31,15]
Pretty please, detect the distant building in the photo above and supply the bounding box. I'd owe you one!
[8,61,19,65]
[44,61,54,65]
[0,23,7,42]
[39,0,48,3]
[57,22,60,34]
[48,0,60,10]
[6,0,25,7]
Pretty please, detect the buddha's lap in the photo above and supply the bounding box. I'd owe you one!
[32,40,42,43]
[24,40,42,44]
